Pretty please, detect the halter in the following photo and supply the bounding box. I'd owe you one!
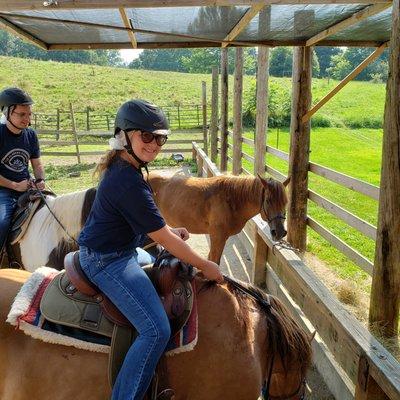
[260,188,286,224]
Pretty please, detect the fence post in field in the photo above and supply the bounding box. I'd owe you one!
[56,108,60,140]
[232,47,243,175]
[70,102,81,164]
[286,45,312,252]
[255,46,270,176]
[177,104,181,129]
[369,1,400,339]
[220,47,229,172]
[202,81,208,154]
[106,115,110,131]
[86,107,90,131]
[210,66,219,163]
[34,114,37,129]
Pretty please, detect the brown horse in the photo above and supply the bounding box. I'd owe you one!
[0,268,311,400]
[149,173,289,263]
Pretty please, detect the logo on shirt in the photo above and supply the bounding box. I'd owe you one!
[1,149,30,172]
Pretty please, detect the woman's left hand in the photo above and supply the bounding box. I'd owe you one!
[170,227,190,241]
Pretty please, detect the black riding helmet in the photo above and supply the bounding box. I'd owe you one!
[0,87,34,129]
[0,87,34,112]
[114,99,170,167]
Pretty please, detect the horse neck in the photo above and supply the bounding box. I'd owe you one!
[229,176,263,220]
[46,190,87,239]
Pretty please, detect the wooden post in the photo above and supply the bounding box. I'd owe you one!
[286,46,312,252]
[252,230,269,287]
[197,155,204,178]
[220,47,229,172]
[210,66,219,163]
[56,108,60,141]
[355,355,389,400]
[177,104,181,130]
[202,81,208,154]
[369,0,400,338]
[106,115,110,131]
[86,106,90,131]
[254,46,270,176]
[70,102,81,164]
[232,47,243,175]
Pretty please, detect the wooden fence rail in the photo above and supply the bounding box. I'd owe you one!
[32,104,210,133]
[192,142,400,400]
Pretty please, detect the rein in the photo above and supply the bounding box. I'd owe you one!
[224,275,306,400]
[32,183,79,245]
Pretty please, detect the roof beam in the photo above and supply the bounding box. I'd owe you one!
[302,42,388,122]
[222,3,264,48]
[0,16,48,49]
[0,0,393,12]
[306,3,392,47]
[119,7,137,48]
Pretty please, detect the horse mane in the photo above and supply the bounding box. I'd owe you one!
[201,279,311,374]
[227,281,311,373]
[214,176,287,212]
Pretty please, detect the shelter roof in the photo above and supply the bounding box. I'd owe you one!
[0,1,393,50]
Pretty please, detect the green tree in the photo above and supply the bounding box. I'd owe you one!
[129,49,191,72]
[314,47,341,77]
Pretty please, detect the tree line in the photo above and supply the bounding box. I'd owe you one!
[0,31,123,66]
[130,47,388,82]
[0,30,389,82]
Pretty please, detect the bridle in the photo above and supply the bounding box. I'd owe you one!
[224,276,306,400]
[263,353,306,400]
[260,188,286,224]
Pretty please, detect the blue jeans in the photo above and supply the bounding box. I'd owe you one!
[0,188,21,250]
[79,245,171,400]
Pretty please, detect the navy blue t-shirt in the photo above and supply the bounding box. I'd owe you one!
[79,158,166,253]
[0,123,40,183]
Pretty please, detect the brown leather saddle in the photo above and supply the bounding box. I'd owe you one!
[62,250,195,394]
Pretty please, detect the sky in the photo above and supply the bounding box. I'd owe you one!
[120,49,143,63]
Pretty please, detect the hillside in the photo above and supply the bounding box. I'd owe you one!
[0,56,385,128]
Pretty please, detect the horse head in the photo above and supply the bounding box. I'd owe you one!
[262,296,313,400]
[257,175,290,241]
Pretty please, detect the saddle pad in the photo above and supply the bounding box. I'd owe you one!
[6,267,110,353]
[7,267,199,356]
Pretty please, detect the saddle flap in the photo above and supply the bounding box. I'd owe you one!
[40,272,115,337]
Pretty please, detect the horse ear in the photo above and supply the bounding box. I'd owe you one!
[257,173,268,189]
[309,330,317,343]
[282,176,291,187]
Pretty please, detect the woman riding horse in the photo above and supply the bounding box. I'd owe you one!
[78,99,223,400]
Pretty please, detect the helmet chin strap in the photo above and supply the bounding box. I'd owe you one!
[5,106,25,132]
[123,131,149,171]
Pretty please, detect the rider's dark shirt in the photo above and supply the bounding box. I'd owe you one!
[78,158,165,253]
[0,124,40,183]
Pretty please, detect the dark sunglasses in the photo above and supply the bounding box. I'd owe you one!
[140,131,167,146]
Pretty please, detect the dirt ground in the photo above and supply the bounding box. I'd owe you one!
[154,166,335,399]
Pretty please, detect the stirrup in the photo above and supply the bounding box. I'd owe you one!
[157,389,175,400]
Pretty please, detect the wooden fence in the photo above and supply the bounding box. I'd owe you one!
[35,103,208,162]
[32,103,210,133]
[224,130,378,277]
[192,141,400,400]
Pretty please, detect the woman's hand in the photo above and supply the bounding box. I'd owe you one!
[170,227,189,241]
[199,260,224,283]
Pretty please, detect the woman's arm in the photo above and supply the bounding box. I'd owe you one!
[148,225,223,283]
